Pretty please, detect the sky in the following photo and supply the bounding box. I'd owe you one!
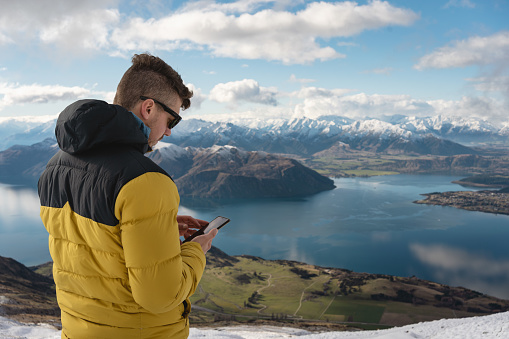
[0,0,508,123]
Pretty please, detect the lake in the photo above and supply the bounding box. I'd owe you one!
[1,175,508,299]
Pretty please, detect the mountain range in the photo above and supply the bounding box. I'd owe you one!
[167,115,508,155]
[1,113,507,197]
[1,114,507,155]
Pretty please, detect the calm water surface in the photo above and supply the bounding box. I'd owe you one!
[1,175,508,299]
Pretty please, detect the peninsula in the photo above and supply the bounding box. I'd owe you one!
[414,190,509,215]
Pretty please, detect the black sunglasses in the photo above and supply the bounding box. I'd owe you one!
[140,96,182,129]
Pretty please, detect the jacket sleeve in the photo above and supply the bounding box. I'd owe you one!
[114,172,206,314]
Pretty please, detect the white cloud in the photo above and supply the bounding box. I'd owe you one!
[179,0,277,14]
[415,31,509,70]
[0,0,119,54]
[0,32,13,45]
[108,0,418,64]
[201,85,507,123]
[39,9,120,55]
[0,0,419,63]
[466,76,509,94]
[200,84,509,123]
[194,105,294,123]
[289,74,316,84]
[289,89,508,122]
[0,83,90,111]
[186,83,207,110]
[99,91,116,104]
[209,79,278,106]
[294,92,435,119]
[443,0,475,9]
[363,67,394,75]
[193,86,508,124]
[292,87,353,99]
[427,96,507,122]
[337,41,359,47]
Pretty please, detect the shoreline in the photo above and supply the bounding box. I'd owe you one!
[451,180,507,188]
[414,190,509,216]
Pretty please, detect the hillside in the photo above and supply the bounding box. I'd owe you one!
[5,248,504,331]
[0,256,59,328]
[151,144,336,198]
[0,140,335,199]
[306,153,509,178]
[0,139,59,185]
[188,248,509,329]
[452,174,509,188]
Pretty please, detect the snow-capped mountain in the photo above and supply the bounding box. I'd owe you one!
[385,115,508,144]
[0,116,57,150]
[168,117,479,156]
[220,114,508,143]
[0,114,507,155]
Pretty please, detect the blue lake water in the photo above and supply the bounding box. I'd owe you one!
[1,175,508,299]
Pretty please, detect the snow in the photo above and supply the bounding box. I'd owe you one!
[0,317,60,339]
[1,312,508,339]
[153,142,191,160]
[0,115,57,124]
[208,144,250,158]
[1,115,507,152]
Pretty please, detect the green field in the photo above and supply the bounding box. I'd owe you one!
[307,156,401,177]
[189,253,509,328]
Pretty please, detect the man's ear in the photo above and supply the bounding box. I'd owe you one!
[139,99,155,121]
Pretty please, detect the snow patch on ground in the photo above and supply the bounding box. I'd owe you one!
[1,312,509,339]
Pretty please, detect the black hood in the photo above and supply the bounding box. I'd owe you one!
[55,99,149,155]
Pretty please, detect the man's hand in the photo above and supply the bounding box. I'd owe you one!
[191,228,218,254]
[177,215,208,242]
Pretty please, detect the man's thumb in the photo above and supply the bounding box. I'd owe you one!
[207,228,219,238]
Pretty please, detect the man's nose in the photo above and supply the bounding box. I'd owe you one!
[165,128,172,137]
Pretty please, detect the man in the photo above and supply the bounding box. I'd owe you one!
[38,54,217,338]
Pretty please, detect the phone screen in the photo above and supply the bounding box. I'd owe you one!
[204,216,230,234]
[182,216,230,243]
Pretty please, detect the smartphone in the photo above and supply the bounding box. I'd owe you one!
[182,216,230,243]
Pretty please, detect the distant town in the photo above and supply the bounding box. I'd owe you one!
[414,190,509,216]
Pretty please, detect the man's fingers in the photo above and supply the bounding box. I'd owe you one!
[189,228,218,254]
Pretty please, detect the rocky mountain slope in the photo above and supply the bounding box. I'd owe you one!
[0,256,59,328]
[0,140,335,198]
[0,139,59,184]
[149,143,335,198]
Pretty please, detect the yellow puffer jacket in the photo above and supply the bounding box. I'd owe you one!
[38,100,206,338]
